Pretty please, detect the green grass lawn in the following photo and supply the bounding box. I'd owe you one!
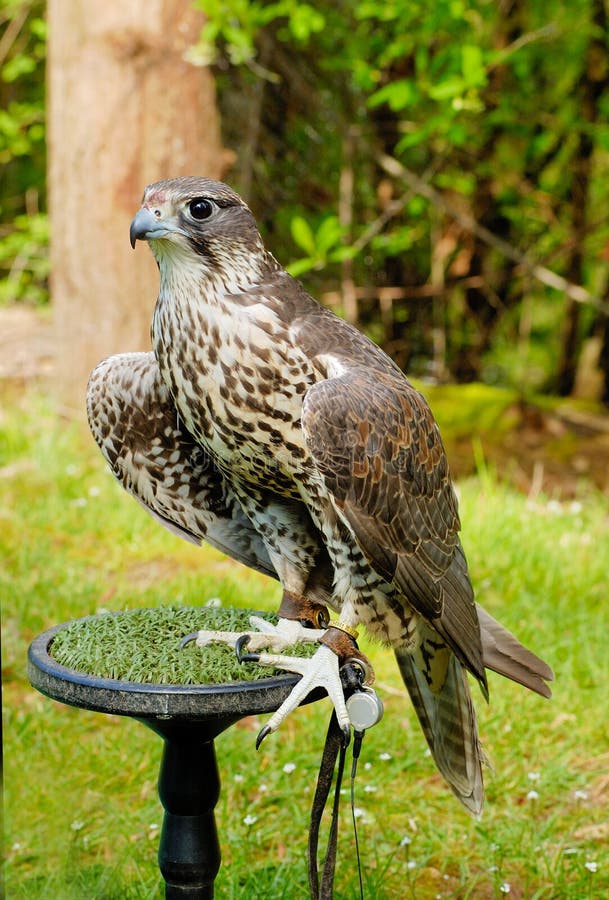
[2,387,609,899]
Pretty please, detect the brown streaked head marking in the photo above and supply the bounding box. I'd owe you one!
[142,177,247,209]
[133,177,273,275]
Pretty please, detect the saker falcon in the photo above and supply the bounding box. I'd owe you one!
[87,177,553,814]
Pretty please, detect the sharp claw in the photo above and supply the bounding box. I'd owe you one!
[180,631,199,649]
[236,634,261,664]
[256,724,272,750]
[235,634,250,660]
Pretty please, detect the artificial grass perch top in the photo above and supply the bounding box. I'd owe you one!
[50,605,315,686]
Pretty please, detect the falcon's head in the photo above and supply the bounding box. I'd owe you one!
[130,177,272,282]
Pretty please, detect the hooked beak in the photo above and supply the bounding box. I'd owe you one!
[130,208,160,248]
[129,207,185,248]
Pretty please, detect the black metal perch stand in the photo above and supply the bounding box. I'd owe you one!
[28,618,320,899]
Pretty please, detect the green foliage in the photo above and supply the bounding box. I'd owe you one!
[198,0,609,394]
[198,0,325,64]
[0,211,49,305]
[3,0,609,394]
[1,0,48,305]
[287,214,350,276]
[3,388,609,897]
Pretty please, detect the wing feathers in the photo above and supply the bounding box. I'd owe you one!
[395,645,485,815]
[87,352,277,579]
[303,370,486,685]
[477,604,554,698]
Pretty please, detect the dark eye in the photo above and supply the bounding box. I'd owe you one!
[189,198,213,220]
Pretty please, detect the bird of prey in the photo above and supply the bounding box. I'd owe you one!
[87,177,553,814]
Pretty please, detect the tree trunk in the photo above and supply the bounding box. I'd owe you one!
[48,0,225,411]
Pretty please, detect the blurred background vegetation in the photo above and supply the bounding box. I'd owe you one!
[3,0,609,400]
[0,0,47,306]
[3,4,609,896]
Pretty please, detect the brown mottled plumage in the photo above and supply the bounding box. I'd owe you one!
[87,177,553,814]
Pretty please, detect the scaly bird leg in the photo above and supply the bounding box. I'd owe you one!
[180,591,330,651]
[241,624,374,747]
[181,614,327,652]
[182,596,374,746]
